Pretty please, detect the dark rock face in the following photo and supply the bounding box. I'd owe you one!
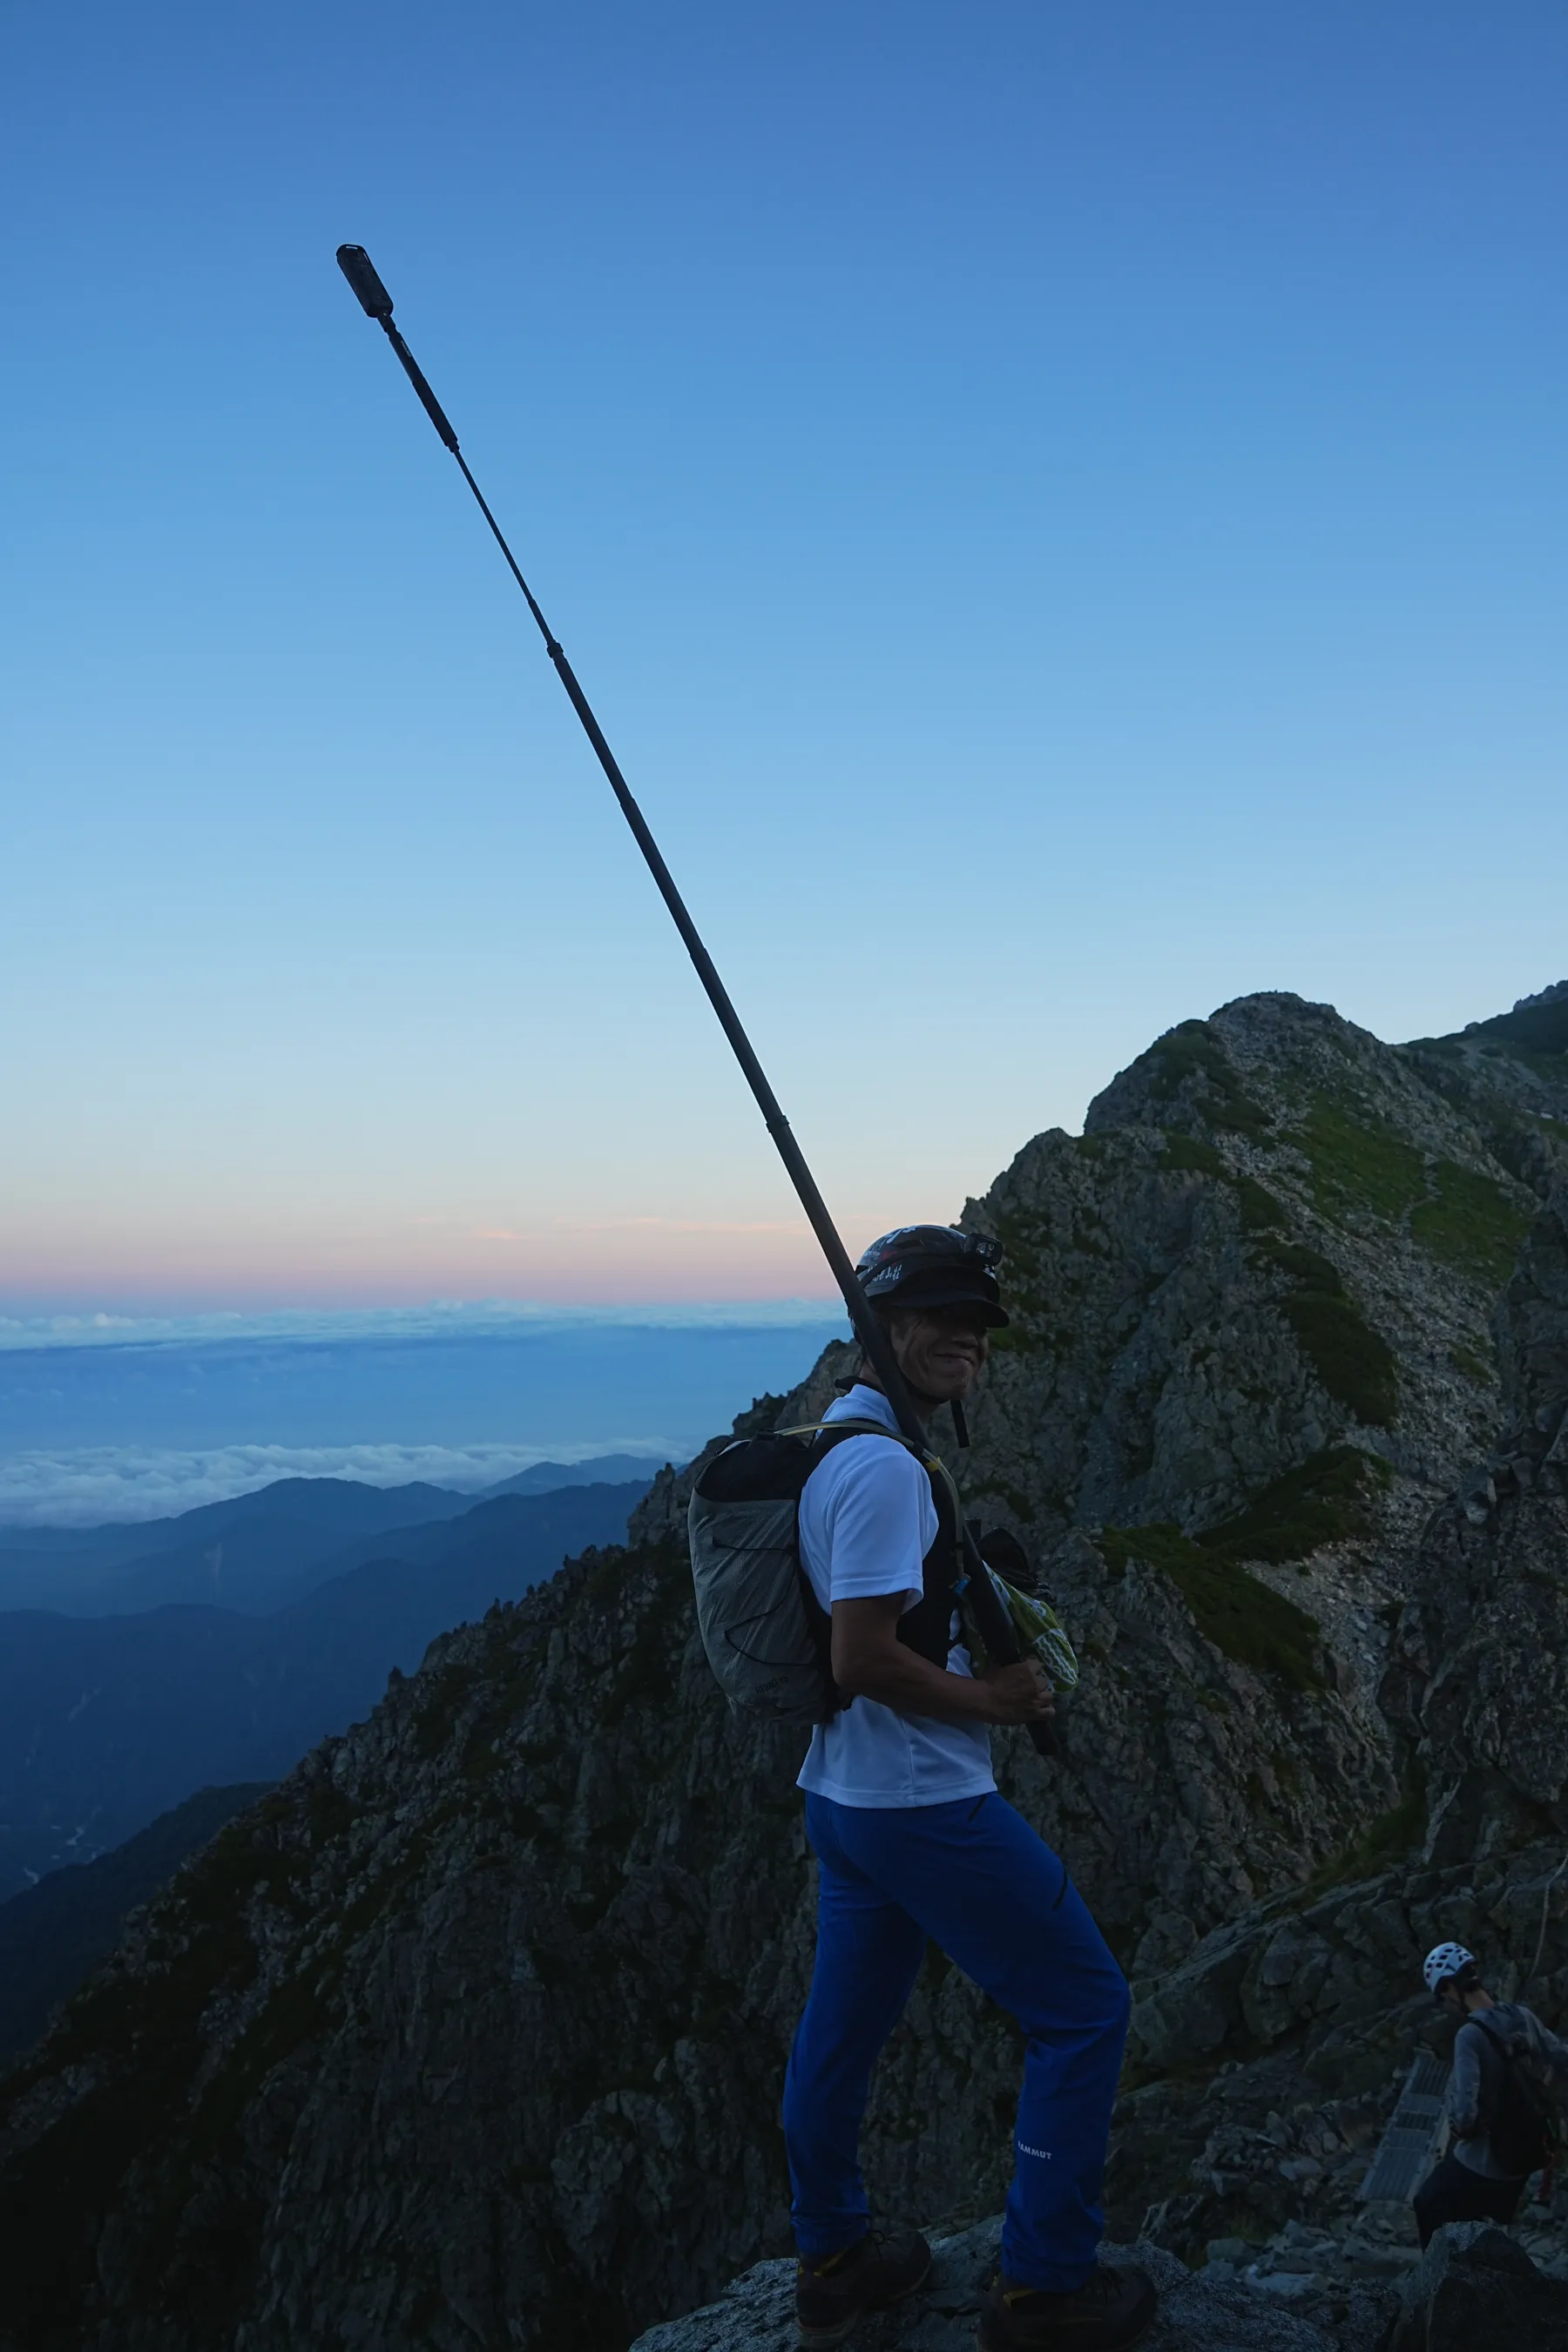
[1386,2223,1568,2352]
[1500,1186,1568,1429]
[1,988,1565,2352]
[1105,1290,1568,2268]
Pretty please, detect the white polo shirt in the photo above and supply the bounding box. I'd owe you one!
[795,1383,996,1809]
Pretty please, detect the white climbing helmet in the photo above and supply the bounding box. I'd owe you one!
[1423,1942,1477,1996]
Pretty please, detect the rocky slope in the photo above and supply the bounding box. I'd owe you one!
[2,984,1565,2352]
[625,2217,1568,2352]
[625,2224,1391,2352]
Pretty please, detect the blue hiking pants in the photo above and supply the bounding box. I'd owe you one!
[782,1790,1129,2292]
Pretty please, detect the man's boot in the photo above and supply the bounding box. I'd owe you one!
[794,2222,932,2348]
[977,2261,1157,2351]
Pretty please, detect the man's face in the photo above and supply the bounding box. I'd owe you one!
[888,1303,991,1402]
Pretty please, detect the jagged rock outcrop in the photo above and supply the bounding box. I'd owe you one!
[1103,1339,1568,2274]
[2,985,1565,2351]
[1387,2220,1568,2350]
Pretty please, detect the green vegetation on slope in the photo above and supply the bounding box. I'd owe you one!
[1143,1020,1273,1143]
[1291,1091,1426,1226]
[1294,1765,1428,1906]
[1463,990,1568,1067]
[1094,1445,1386,1686]
[1095,1523,1324,1693]
[1253,1238,1399,1427]
[1161,1133,1285,1230]
[1410,1159,1532,1289]
[1233,1175,1288,1232]
[1290,1078,1529,1293]
[985,1205,1077,1356]
[1160,1133,1224,1178]
[1199,1444,1390,1569]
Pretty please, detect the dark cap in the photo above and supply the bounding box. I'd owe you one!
[855,1225,1009,1328]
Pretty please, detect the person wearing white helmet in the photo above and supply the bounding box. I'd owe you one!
[1413,1943,1568,2247]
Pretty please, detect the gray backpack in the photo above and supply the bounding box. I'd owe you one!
[687,1421,895,1723]
[688,1422,1079,1726]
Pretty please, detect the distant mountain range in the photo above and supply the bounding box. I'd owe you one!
[0,1453,664,1615]
[0,1470,651,1897]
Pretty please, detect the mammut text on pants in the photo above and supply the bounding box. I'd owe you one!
[782,1789,1130,2292]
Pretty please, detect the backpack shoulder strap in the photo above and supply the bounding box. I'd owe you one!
[1473,2011,1524,2060]
[781,1422,912,1719]
[1471,2013,1552,2111]
[777,1417,919,1449]
[789,1420,963,1668]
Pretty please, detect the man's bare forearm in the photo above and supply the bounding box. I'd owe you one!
[828,1596,1053,1727]
[833,1635,997,1725]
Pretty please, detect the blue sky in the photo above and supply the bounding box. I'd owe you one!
[3,0,1564,1311]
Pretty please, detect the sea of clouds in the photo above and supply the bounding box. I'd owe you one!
[0,1440,678,1529]
[0,1300,848,1527]
[0,1299,841,1352]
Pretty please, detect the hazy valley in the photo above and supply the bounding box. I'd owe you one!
[0,1470,650,1896]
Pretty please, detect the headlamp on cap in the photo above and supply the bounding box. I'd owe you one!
[854,1225,1009,1328]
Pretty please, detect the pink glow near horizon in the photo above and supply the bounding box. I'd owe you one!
[0,1219,871,1315]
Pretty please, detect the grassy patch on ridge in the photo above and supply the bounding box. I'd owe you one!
[1293,1765,1428,1905]
[1093,1445,1387,1689]
[1161,1132,1286,1231]
[1199,1445,1390,1569]
[1144,1021,1273,1144]
[1252,1237,1399,1427]
[1095,1523,1324,1693]
[1411,1159,1531,1290]
[1292,1092,1425,1227]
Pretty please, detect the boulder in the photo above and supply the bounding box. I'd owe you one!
[1384,2221,1568,2352]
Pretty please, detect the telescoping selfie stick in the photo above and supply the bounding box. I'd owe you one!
[335,244,1054,1757]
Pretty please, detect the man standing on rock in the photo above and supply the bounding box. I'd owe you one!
[783,1226,1155,2351]
[1415,1942,1568,2247]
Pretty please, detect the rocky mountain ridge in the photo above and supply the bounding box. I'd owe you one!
[2,983,1565,2352]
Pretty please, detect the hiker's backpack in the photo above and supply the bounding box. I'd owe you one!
[687,1420,1079,1724]
[1472,2014,1565,2178]
[688,1420,929,1724]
